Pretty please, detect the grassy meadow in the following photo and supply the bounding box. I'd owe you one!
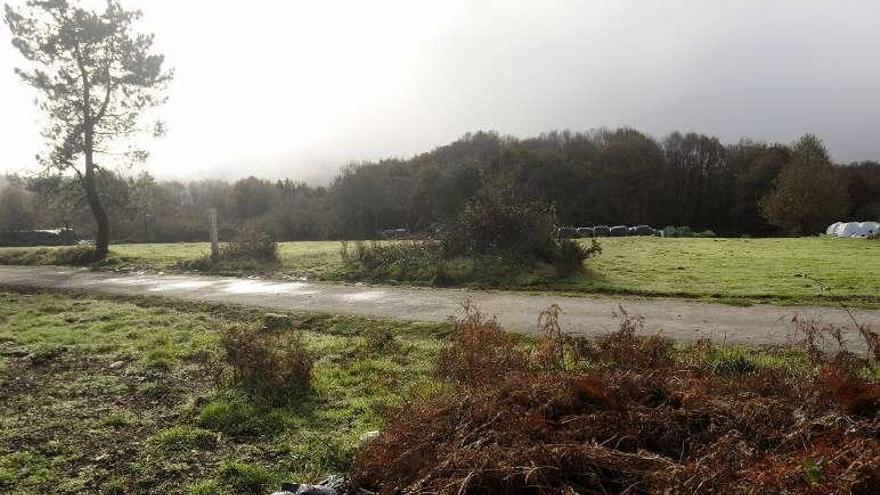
[0,290,447,494]
[1,237,879,307]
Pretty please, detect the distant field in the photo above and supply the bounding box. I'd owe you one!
[579,237,880,305]
[1,237,879,307]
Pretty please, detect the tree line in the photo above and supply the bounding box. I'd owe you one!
[4,1,877,255]
[1,129,878,242]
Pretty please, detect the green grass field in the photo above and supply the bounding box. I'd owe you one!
[0,290,447,494]
[1,237,879,307]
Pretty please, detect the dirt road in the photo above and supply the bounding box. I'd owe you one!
[1,265,877,347]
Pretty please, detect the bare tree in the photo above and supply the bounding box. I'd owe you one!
[4,0,171,258]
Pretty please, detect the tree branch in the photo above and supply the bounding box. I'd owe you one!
[95,66,114,122]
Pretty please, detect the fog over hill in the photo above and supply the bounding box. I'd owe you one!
[2,0,879,183]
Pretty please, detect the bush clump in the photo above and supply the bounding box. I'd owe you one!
[216,322,313,405]
[340,240,442,275]
[440,196,600,277]
[179,225,279,273]
[0,245,99,266]
[440,197,557,260]
[341,195,601,282]
[219,225,279,263]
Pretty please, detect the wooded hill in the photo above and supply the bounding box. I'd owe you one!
[2,129,878,241]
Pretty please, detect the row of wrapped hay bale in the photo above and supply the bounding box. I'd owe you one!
[826,221,880,238]
[0,228,79,247]
[558,225,660,238]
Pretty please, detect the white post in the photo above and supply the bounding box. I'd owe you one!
[208,208,219,261]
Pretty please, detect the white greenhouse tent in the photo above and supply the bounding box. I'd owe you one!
[826,221,880,238]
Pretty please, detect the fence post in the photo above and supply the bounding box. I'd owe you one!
[208,208,219,262]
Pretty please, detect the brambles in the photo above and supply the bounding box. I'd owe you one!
[353,305,880,494]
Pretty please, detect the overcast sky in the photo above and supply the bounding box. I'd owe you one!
[2,0,879,183]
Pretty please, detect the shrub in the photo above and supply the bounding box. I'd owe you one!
[0,245,99,266]
[177,225,279,273]
[535,304,673,371]
[435,302,528,386]
[663,225,691,237]
[340,240,442,275]
[440,196,558,261]
[339,197,602,281]
[218,323,313,405]
[220,225,279,263]
[553,238,601,277]
[817,364,880,416]
[583,308,674,369]
[444,196,602,276]
[50,245,100,265]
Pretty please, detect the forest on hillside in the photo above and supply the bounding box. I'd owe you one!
[2,129,879,242]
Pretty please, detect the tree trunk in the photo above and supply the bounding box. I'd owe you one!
[75,39,110,260]
[83,168,110,259]
[83,122,110,259]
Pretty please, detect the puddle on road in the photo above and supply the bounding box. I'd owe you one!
[342,290,388,302]
[101,277,157,286]
[221,280,318,296]
[149,280,217,291]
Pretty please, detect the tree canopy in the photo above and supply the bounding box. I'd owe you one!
[4,0,171,257]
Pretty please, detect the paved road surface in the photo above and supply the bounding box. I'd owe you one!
[1,265,877,347]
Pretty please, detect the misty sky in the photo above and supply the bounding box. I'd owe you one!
[1,0,879,184]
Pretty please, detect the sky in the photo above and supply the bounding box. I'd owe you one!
[1,0,879,184]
